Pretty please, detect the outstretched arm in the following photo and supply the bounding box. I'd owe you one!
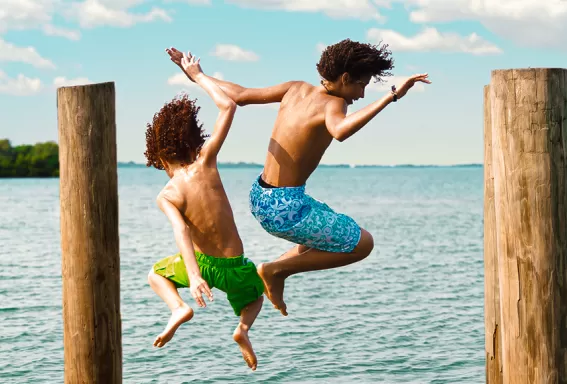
[206,77,299,106]
[180,52,236,164]
[167,47,298,106]
[325,73,431,142]
[325,93,394,142]
[157,190,213,307]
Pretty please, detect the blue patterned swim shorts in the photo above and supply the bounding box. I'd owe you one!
[249,174,362,253]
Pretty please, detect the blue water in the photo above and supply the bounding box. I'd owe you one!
[0,166,485,383]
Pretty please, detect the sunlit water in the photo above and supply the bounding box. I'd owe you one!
[0,166,485,383]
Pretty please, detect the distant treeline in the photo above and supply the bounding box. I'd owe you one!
[0,139,59,178]
[0,139,483,178]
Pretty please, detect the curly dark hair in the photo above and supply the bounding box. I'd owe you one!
[316,39,394,84]
[144,93,209,170]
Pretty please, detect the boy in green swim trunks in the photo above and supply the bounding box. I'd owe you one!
[145,51,263,370]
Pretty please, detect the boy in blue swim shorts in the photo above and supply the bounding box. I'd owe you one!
[166,40,431,316]
[249,177,362,254]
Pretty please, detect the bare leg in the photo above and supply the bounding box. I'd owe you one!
[233,296,263,370]
[148,270,194,348]
[257,228,374,316]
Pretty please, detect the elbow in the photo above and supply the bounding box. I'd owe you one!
[329,126,346,142]
[221,100,237,113]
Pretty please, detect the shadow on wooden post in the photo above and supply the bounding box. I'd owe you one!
[57,82,122,384]
[484,84,503,384]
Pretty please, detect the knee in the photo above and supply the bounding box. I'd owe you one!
[355,229,374,259]
[147,269,156,284]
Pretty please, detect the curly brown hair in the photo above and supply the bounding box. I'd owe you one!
[316,39,394,84]
[144,93,209,170]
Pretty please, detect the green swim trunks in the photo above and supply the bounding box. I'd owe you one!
[153,250,264,316]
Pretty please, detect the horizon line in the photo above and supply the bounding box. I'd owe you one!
[118,161,483,168]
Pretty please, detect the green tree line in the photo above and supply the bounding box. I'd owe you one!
[0,139,59,178]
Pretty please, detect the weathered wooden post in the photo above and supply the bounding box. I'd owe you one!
[484,84,503,384]
[57,82,122,383]
[486,68,567,383]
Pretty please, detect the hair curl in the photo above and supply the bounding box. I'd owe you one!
[316,39,394,84]
[144,93,209,170]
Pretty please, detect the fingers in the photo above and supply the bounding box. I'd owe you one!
[191,283,213,308]
[202,283,213,302]
[192,290,206,308]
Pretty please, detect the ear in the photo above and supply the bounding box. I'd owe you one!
[341,72,350,85]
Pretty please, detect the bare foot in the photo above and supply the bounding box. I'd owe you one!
[233,325,257,370]
[153,303,194,348]
[257,263,287,316]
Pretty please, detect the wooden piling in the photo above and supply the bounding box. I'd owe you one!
[57,82,122,383]
[485,68,567,383]
[484,84,503,384]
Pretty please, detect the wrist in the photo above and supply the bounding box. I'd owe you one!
[193,72,206,82]
[390,85,398,102]
[188,270,201,280]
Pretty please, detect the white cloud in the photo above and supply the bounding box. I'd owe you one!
[166,0,212,5]
[367,75,426,93]
[402,0,567,47]
[0,0,56,33]
[226,0,386,21]
[0,0,172,36]
[367,27,502,55]
[0,38,56,69]
[211,44,259,62]
[67,0,172,28]
[316,42,327,53]
[42,24,81,40]
[0,71,42,96]
[168,71,224,90]
[53,76,93,87]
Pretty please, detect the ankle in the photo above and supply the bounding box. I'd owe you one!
[236,323,250,333]
[170,301,187,311]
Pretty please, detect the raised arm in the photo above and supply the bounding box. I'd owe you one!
[207,77,299,106]
[180,52,236,164]
[325,73,431,142]
[167,47,298,106]
[324,93,394,142]
[157,190,213,307]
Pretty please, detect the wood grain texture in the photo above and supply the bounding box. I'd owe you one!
[489,68,567,383]
[484,84,503,384]
[57,82,122,384]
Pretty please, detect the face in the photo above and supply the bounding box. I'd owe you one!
[341,73,372,105]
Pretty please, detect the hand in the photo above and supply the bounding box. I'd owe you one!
[166,47,184,68]
[180,51,204,82]
[396,73,431,99]
[166,47,196,83]
[189,275,214,308]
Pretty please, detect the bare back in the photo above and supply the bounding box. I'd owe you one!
[262,82,341,187]
[161,160,243,258]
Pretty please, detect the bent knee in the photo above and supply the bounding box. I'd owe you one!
[354,229,374,258]
[147,268,157,283]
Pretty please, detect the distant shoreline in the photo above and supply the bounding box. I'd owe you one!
[118,161,483,169]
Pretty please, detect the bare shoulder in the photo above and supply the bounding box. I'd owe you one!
[284,81,310,95]
[322,93,347,111]
[157,180,185,210]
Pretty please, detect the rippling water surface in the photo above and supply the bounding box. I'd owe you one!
[0,166,484,383]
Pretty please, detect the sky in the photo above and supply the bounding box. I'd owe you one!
[1,0,566,166]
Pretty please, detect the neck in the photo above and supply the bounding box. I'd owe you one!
[165,162,188,178]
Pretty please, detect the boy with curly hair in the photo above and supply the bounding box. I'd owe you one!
[145,52,263,370]
[167,39,431,317]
